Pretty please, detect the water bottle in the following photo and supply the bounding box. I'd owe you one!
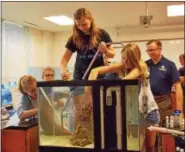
[1,84,4,102]
[4,83,12,105]
[180,148,184,152]
[176,147,180,152]
[11,81,17,88]
[166,116,169,128]
[1,84,4,89]
[170,115,174,128]
[2,84,9,105]
[7,89,12,104]
[1,84,6,105]
[174,110,181,128]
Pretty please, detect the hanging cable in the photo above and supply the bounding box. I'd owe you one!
[145,2,149,16]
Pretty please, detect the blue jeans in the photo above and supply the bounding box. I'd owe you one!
[140,110,160,126]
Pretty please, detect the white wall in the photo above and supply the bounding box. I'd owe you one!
[52,25,184,70]
[28,24,184,69]
[107,25,184,68]
[2,24,184,84]
[107,24,184,42]
[51,31,71,67]
[28,27,54,67]
[52,31,77,69]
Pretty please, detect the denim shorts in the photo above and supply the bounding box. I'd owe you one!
[140,110,160,126]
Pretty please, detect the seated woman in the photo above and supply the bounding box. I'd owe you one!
[17,75,71,135]
[88,43,160,152]
[42,67,67,107]
[41,67,74,133]
[17,75,38,120]
[42,67,55,82]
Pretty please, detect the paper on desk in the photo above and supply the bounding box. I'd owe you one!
[7,112,20,126]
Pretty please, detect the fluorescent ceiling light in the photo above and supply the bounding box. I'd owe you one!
[167,4,184,17]
[44,15,73,25]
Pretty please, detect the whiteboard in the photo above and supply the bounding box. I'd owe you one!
[112,39,184,69]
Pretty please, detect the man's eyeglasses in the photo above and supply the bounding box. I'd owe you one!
[146,47,160,53]
[45,74,54,77]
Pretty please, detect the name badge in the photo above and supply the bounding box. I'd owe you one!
[159,65,167,71]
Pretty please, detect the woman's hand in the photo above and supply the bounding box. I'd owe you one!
[98,41,108,54]
[61,71,71,81]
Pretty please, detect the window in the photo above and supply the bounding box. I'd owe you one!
[2,21,29,83]
[167,4,184,17]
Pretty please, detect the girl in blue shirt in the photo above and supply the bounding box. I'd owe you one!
[17,75,71,135]
[17,75,38,120]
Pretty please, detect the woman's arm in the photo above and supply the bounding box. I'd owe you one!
[105,45,115,58]
[17,95,38,121]
[19,108,38,120]
[60,49,73,80]
[173,82,183,117]
[98,42,115,58]
[88,63,123,80]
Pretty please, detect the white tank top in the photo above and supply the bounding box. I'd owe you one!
[138,79,159,118]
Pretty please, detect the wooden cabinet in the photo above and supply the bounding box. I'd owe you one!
[161,134,175,152]
[1,125,39,152]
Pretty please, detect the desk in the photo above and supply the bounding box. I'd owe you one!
[156,126,185,152]
[1,116,39,152]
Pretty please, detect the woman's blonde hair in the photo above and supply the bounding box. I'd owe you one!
[121,43,148,78]
[18,75,37,94]
[42,67,55,80]
[70,8,100,49]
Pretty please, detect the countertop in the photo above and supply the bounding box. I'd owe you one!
[1,112,38,130]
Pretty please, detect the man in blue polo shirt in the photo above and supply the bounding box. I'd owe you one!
[146,40,183,122]
[145,40,183,152]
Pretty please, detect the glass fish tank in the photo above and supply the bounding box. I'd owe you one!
[37,80,142,152]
